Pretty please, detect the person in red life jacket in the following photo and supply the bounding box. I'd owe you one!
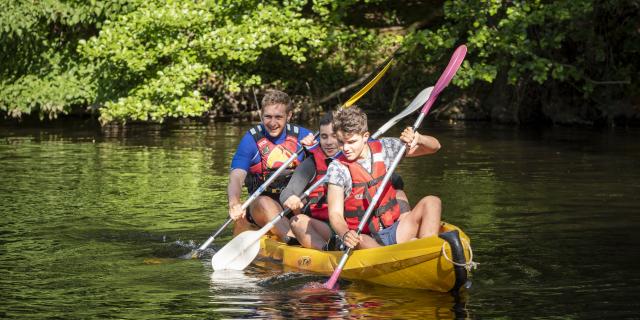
[326,106,442,249]
[228,90,315,243]
[280,112,413,250]
[278,113,338,250]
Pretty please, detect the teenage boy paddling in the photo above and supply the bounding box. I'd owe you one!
[228,90,314,242]
[279,113,339,250]
[326,107,442,249]
[281,113,413,250]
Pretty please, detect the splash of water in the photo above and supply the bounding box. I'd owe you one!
[302,281,336,290]
[173,239,216,259]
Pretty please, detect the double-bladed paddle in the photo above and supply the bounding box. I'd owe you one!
[211,86,434,270]
[324,44,468,289]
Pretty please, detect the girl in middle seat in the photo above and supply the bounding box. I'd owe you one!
[279,112,411,250]
[326,106,443,250]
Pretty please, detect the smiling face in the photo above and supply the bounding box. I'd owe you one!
[336,130,369,161]
[319,123,339,157]
[261,103,292,138]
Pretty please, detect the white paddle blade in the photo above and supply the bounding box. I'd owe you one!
[220,240,261,271]
[372,86,433,138]
[211,231,262,271]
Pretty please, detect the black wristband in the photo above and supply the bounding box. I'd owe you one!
[342,230,351,242]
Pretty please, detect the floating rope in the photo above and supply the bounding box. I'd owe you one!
[441,238,479,272]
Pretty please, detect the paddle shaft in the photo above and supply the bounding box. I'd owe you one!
[198,132,318,251]
[211,176,328,270]
[253,176,327,236]
[325,44,467,289]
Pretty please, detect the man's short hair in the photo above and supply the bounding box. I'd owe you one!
[319,112,333,127]
[333,106,368,135]
[261,90,292,113]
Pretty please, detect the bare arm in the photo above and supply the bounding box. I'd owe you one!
[227,168,247,220]
[400,127,441,157]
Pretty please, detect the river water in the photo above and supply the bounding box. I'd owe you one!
[1,119,639,319]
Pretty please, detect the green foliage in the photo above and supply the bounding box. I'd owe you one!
[405,0,594,88]
[1,0,637,124]
[0,0,139,119]
[79,0,391,123]
[398,0,638,124]
[0,66,94,119]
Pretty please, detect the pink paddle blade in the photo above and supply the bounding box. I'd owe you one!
[420,45,467,114]
[324,267,343,289]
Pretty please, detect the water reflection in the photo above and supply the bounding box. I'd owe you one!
[208,259,470,319]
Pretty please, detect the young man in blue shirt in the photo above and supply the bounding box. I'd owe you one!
[228,90,314,242]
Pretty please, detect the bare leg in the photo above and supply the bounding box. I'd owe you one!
[417,196,441,238]
[395,195,442,243]
[232,217,257,236]
[396,212,420,244]
[356,234,382,249]
[290,215,332,250]
[249,195,293,241]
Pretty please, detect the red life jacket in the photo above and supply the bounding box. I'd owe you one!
[247,124,302,193]
[338,140,400,235]
[305,147,331,221]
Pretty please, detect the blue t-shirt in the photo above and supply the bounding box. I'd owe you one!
[230,124,314,172]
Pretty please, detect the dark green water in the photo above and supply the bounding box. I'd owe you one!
[1,120,639,319]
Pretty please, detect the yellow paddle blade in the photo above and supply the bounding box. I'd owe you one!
[342,56,395,109]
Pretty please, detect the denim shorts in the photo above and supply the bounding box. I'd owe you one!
[377,220,400,246]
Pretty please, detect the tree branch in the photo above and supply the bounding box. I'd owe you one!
[316,71,376,105]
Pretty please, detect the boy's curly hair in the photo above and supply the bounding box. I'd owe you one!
[261,90,292,113]
[333,106,368,134]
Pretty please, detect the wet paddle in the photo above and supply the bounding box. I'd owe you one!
[190,53,399,258]
[193,134,313,257]
[212,177,328,271]
[210,86,434,270]
[324,44,468,289]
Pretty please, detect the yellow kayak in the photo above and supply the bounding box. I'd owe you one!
[259,222,474,292]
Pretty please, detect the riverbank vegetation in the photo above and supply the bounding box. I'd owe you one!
[1,0,638,126]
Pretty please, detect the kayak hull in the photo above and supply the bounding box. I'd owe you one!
[258,222,471,291]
